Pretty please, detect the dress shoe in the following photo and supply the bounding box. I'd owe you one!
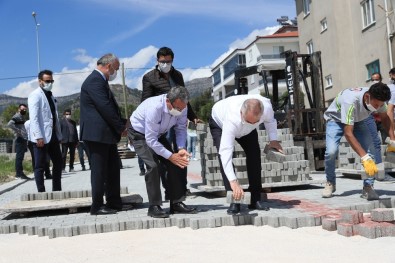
[227,203,241,215]
[170,202,197,214]
[81,167,86,171]
[248,201,270,211]
[16,174,33,180]
[148,205,169,218]
[90,206,117,215]
[107,203,134,211]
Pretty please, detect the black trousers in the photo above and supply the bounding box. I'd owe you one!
[128,128,186,206]
[62,142,76,170]
[209,117,262,203]
[33,133,62,192]
[15,137,27,176]
[84,141,122,212]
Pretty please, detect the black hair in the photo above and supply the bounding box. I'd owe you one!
[389,68,395,74]
[64,109,71,114]
[369,82,391,101]
[18,104,27,108]
[371,72,382,81]
[38,70,53,80]
[157,47,174,59]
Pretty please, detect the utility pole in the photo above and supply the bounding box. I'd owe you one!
[32,11,41,73]
[121,63,128,118]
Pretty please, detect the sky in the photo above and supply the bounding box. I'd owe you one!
[0,0,296,98]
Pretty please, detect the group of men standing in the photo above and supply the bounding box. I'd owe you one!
[9,46,395,218]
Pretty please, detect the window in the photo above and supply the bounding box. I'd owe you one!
[361,0,375,28]
[325,74,333,89]
[213,69,221,86]
[307,40,314,54]
[273,46,285,55]
[320,18,328,32]
[366,59,380,80]
[303,0,311,16]
[251,75,255,84]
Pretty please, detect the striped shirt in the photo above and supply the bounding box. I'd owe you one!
[324,87,386,125]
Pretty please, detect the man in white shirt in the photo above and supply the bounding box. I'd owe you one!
[209,94,283,214]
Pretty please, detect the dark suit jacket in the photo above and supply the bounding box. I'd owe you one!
[80,70,126,144]
[60,118,78,143]
[142,66,198,121]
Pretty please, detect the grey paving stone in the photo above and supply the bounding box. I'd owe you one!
[153,219,166,228]
[252,216,263,226]
[337,223,354,237]
[190,219,199,230]
[267,216,280,228]
[353,224,377,239]
[322,217,338,231]
[371,208,395,222]
[176,218,185,228]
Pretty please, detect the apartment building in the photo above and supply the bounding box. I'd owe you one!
[211,26,299,102]
[296,0,395,103]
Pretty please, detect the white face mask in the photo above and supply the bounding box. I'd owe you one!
[42,83,53,91]
[366,95,378,112]
[108,70,117,81]
[65,115,71,119]
[371,80,380,85]
[169,108,182,117]
[159,62,172,74]
[241,116,259,129]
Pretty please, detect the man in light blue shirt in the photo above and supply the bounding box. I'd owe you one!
[128,86,196,218]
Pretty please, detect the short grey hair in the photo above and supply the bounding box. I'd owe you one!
[167,86,190,104]
[97,53,118,66]
[240,99,264,118]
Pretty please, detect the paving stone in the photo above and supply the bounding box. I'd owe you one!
[353,223,377,239]
[267,216,280,228]
[371,208,394,222]
[341,210,363,224]
[176,218,185,228]
[190,219,199,230]
[153,219,166,228]
[252,216,263,226]
[337,223,354,237]
[226,191,251,204]
[322,217,338,231]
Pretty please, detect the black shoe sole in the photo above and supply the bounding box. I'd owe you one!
[147,212,169,218]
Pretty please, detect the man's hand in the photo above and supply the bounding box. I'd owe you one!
[169,152,189,169]
[230,179,244,200]
[194,118,204,125]
[268,140,284,154]
[178,148,191,160]
[387,139,395,152]
[36,138,44,148]
[361,154,378,176]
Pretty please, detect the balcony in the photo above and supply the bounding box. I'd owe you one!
[257,53,285,62]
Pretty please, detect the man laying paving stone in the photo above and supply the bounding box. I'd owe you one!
[209,94,283,215]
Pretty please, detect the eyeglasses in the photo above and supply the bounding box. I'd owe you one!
[43,80,54,84]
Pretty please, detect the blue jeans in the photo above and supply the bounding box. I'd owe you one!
[364,115,382,163]
[187,135,197,159]
[325,121,374,187]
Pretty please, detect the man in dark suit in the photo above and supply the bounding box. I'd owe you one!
[60,109,78,173]
[80,53,127,215]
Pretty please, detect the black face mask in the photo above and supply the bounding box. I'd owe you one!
[20,110,27,115]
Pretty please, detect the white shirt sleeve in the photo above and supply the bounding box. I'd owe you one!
[218,120,238,181]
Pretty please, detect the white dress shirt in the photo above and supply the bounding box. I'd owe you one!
[211,94,278,181]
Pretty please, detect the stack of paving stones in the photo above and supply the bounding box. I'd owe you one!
[336,136,395,180]
[322,207,395,239]
[196,124,311,187]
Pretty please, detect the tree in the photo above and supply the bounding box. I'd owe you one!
[190,90,214,122]
[1,105,19,123]
[0,126,14,139]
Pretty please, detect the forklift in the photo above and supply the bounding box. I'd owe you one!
[234,50,327,170]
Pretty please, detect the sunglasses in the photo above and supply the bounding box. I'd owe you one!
[43,80,55,84]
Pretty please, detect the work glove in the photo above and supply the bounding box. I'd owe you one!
[361,154,378,177]
[386,139,395,153]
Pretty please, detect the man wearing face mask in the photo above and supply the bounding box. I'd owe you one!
[322,83,395,200]
[7,104,31,180]
[27,70,63,192]
[141,47,202,200]
[60,109,78,173]
[128,86,197,218]
[80,53,128,215]
[209,94,283,214]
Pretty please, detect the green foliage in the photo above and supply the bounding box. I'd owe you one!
[0,155,34,183]
[119,104,137,119]
[1,105,19,123]
[0,126,14,138]
[190,90,214,122]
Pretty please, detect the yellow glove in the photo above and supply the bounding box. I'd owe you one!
[387,139,395,153]
[361,154,377,177]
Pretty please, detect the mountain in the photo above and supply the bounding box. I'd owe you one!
[0,77,212,115]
